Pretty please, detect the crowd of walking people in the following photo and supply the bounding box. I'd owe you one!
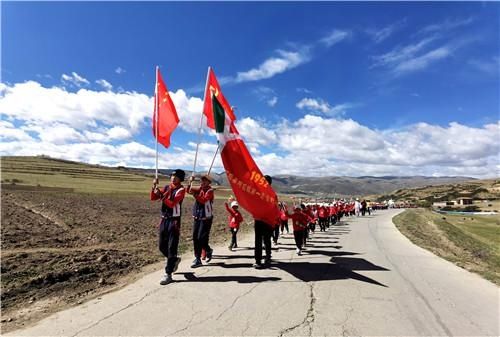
[150,169,379,285]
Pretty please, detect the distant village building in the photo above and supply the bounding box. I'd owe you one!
[457,197,473,205]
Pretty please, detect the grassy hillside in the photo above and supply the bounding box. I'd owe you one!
[374,179,500,205]
[393,209,500,285]
[0,156,295,203]
[1,156,156,194]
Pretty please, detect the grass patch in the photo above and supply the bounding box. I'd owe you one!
[393,209,500,285]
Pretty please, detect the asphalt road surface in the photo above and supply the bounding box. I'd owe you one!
[8,209,499,336]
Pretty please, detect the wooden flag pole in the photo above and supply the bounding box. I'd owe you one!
[207,142,220,176]
[191,66,211,184]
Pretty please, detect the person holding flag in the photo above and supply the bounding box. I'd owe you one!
[187,174,215,268]
[149,67,183,285]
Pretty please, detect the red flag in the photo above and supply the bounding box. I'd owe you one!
[203,67,236,129]
[153,68,179,148]
[212,94,280,227]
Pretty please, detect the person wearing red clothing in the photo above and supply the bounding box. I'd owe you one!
[288,205,310,255]
[187,174,215,268]
[279,202,289,234]
[225,198,243,251]
[150,169,186,285]
[318,205,327,232]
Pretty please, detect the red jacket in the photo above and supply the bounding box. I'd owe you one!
[289,210,310,232]
[225,203,243,229]
[150,183,186,217]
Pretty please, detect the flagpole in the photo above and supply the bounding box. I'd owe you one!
[207,142,220,176]
[155,66,159,180]
[192,66,211,182]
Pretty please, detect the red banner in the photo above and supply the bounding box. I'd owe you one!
[221,136,280,227]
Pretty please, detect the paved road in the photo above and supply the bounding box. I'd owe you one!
[9,209,499,336]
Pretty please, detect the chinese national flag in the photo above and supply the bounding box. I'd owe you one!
[152,68,179,148]
[203,67,236,130]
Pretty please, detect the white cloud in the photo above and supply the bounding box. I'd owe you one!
[468,57,500,76]
[107,126,132,140]
[253,86,278,107]
[296,98,353,116]
[1,79,498,178]
[169,89,205,133]
[61,72,90,87]
[393,46,450,74]
[247,116,500,178]
[267,97,278,107]
[0,81,151,133]
[372,36,437,68]
[319,29,351,47]
[235,49,310,83]
[297,98,332,114]
[115,67,126,74]
[365,19,406,43]
[96,79,113,91]
[236,117,277,146]
[372,17,476,77]
[37,124,86,145]
[0,120,34,141]
[418,17,474,35]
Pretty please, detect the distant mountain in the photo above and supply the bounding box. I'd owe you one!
[216,174,476,197]
[120,165,475,197]
[2,156,478,198]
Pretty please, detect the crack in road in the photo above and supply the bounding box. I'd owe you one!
[216,284,260,320]
[278,282,316,337]
[169,283,261,336]
[71,287,163,337]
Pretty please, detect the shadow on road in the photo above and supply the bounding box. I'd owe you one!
[272,260,388,287]
[177,272,281,283]
[180,221,389,287]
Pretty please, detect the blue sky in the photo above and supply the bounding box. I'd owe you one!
[1,1,499,177]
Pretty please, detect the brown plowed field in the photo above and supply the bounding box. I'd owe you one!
[1,187,251,332]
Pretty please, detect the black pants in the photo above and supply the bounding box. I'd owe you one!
[293,230,304,249]
[254,220,272,264]
[159,217,180,274]
[319,218,326,231]
[280,220,289,233]
[229,227,238,248]
[273,226,280,243]
[193,218,213,259]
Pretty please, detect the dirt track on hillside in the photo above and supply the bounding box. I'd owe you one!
[1,188,250,332]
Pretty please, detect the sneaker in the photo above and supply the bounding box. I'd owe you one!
[233,244,238,248]
[160,274,173,285]
[206,249,213,263]
[298,249,302,256]
[191,258,202,268]
[264,259,271,267]
[253,262,263,269]
[228,245,233,251]
[296,248,300,254]
[173,257,181,273]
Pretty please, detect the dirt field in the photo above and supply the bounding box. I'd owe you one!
[1,187,254,332]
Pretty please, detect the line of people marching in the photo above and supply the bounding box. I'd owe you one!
[150,169,372,285]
